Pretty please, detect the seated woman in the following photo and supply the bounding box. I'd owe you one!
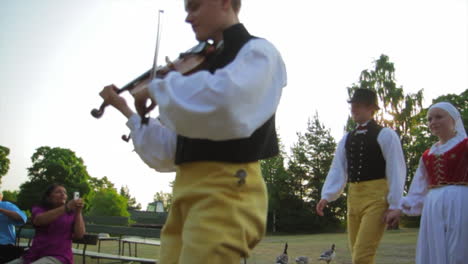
[8,184,85,264]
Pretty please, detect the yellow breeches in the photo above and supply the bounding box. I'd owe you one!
[347,178,389,264]
[159,161,268,264]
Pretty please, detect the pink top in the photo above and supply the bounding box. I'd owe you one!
[23,206,75,264]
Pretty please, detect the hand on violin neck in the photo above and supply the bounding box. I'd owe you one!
[133,85,157,118]
[99,84,134,118]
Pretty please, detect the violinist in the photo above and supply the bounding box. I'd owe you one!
[99,0,287,263]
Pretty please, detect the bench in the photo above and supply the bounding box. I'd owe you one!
[84,215,129,251]
[84,215,129,226]
[129,211,167,226]
[86,224,161,257]
[15,226,35,248]
[16,226,159,264]
[16,228,99,264]
[72,249,156,264]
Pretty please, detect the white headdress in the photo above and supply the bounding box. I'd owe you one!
[429,102,467,138]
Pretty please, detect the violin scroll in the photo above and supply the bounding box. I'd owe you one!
[91,41,216,142]
[91,106,106,118]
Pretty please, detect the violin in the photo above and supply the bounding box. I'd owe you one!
[92,10,219,141]
[91,41,216,141]
[90,41,215,119]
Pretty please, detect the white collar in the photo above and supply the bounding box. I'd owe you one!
[429,134,466,155]
[355,119,371,129]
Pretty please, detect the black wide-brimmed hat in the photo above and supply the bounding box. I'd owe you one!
[348,88,380,109]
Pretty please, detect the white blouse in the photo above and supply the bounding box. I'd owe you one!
[126,38,287,172]
[401,133,466,216]
[321,125,407,210]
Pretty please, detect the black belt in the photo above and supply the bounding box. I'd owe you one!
[348,175,385,183]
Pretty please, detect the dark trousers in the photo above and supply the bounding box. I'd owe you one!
[0,244,25,264]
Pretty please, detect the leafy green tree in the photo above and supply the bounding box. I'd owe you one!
[85,176,133,216]
[88,188,129,217]
[348,54,423,131]
[346,54,424,188]
[120,185,141,211]
[287,137,310,202]
[304,113,345,222]
[17,146,91,210]
[261,137,289,232]
[0,146,10,184]
[153,191,173,211]
[286,113,344,232]
[89,176,115,193]
[432,89,468,132]
[2,190,19,203]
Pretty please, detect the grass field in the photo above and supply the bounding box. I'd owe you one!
[73,228,418,264]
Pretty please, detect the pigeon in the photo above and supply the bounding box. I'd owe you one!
[295,256,309,264]
[276,242,288,264]
[318,244,335,264]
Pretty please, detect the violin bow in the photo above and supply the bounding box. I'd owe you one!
[151,10,164,80]
[91,10,164,142]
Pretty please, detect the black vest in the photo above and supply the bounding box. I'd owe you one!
[174,24,279,165]
[345,120,386,182]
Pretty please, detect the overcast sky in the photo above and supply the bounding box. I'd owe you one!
[1,0,466,208]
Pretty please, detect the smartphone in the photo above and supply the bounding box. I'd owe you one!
[74,192,80,200]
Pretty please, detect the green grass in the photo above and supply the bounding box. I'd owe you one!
[73,228,418,264]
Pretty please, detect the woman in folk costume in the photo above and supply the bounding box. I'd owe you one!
[395,102,467,264]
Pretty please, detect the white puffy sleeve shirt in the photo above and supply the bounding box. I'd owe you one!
[321,127,407,210]
[127,38,287,172]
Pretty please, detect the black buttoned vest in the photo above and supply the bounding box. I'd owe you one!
[345,120,386,182]
[174,24,279,165]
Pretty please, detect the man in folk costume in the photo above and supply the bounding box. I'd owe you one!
[316,88,406,264]
[99,0,287,263]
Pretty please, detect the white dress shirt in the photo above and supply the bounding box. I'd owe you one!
[126,38,287,172]
[321,122,407,210]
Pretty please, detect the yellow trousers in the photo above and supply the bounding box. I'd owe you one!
[347,178,389,264]
[159,161,268,264]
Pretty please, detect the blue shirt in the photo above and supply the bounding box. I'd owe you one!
[0,201,27,245]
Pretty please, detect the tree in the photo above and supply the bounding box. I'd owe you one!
[303,113,345,222]
[0,145,10,184]
[432,89,468,132]
[286,113,344,232]
[17,146,91,210]
[88,188,130,217]
[2,190,19,203]
[347,54,424,188]
[261,113,345,233]
[261,137,290,232]
[85,176,134,216]
[349,55,424,132]
[153,191,173,211]
[89,176,115,193]
[120,185,142,211]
